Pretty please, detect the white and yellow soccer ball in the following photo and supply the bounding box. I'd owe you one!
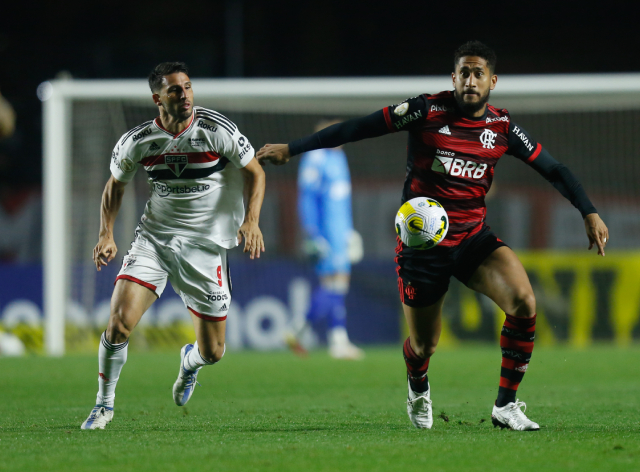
[395,197,449,250]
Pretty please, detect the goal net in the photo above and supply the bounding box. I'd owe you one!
[33,74,640,355]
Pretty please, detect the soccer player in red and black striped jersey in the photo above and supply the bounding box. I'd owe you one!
[257,41,609,431]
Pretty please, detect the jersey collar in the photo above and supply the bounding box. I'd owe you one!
[154,111,195,139]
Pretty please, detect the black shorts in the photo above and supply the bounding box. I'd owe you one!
[396,224,508,307]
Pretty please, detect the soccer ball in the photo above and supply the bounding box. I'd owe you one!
[0,331,25,357]
[395,197,449,250]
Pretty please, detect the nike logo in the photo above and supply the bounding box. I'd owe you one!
[408,220,427,233]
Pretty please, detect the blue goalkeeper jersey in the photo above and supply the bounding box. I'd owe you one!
[298,148,353,271]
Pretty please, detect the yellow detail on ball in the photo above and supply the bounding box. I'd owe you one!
[397,201,416,221]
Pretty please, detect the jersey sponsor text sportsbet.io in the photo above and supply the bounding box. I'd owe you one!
[154,183,211,197]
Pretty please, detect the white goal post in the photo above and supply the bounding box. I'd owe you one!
[41,73,640,356]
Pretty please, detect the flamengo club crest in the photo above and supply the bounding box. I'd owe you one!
[165,155,188,177]
[480,129,497,149]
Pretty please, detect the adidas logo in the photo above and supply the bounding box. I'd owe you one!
[218,304,228,313]
[149,142,160,152]
[438,126,451,135]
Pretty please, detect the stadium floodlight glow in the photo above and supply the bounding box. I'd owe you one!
[41,73,640,356]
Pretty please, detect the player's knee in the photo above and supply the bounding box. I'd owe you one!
[199,341,225,364]
[512,291,536,318]
[412,341,437,359]
[105,321,130,344]
[106,309,134,344]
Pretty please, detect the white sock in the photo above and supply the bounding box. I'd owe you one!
[183,341,225,371]
[96,331,128,409]
[328,326,350,348]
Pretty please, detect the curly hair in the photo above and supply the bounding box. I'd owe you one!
[454,41,497,73]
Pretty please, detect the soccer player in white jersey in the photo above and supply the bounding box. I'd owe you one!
[81,62,266,430]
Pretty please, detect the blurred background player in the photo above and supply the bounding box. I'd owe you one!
[0,89,24,357]
[0,89,16,139]
[286,119,364,360]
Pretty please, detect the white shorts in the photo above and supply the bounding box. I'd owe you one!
[116,230,231,320]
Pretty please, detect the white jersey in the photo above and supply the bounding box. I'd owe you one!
[110,106,255,249]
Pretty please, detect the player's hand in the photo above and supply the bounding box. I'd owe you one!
[584,213,609,257]
[237,220,265,260]
[93,233,118,271]
[256,144,291,166]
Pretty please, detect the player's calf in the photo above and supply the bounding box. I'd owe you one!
[497,314,536,407]
[403,337,431,392]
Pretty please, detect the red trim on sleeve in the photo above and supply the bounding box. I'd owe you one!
[526,143,542,163]
[382,107,395,132]
[188,307,227,322]
[115,275,157,292]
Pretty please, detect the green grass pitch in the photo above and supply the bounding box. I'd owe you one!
[1,346,638,471]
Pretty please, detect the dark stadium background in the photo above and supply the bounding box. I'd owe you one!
[0,0,634,196]
[0,0,637,351]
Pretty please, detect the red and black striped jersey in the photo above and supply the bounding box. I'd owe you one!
[382,90,542,247]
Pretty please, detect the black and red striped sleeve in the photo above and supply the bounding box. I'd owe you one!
[507,121,542,163]
[382,95,430,133]
[508,121,597,218]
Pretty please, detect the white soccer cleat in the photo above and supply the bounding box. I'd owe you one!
[329,342,365,360]
[173,344,200,406]
[328,327,365,360]
[285,332,308,357]
[407,379,433,429]
[491,399,540,431]
[80,405,114,430]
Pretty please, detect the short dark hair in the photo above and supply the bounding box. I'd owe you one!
[454,41,497,73]
[148,62,189,92]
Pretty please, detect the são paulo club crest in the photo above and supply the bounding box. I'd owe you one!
[165,155,188,177]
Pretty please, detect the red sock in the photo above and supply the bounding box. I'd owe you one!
[403,337,430,393]
[496,314,536,407]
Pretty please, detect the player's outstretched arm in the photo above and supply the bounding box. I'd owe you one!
[93,176,127,271]
[257,109,390,166]
[508,122,610,257]
[238,158,266,259]
[526,148,609,256]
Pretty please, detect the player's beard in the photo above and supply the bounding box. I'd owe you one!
[454,88,490,116]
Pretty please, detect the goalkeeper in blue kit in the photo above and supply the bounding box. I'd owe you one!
[286,120,365,360]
